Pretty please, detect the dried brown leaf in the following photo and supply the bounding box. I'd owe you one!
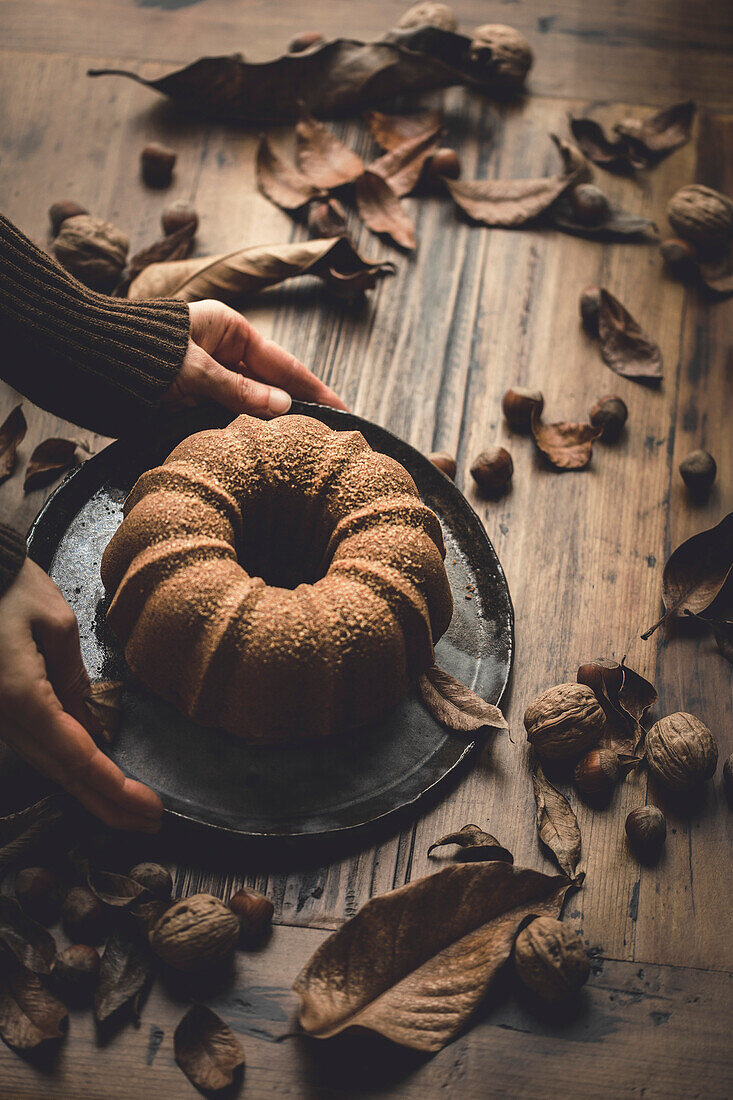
[174,1005,245,1093]
[597,289,663,381]
[445,171,580,227]
[419,665,508,733]
[365,108,443,151]
[0,956,67,1051]
[124,221,196,288]
[83,681,123,746]
[295,105,364,188]
[0,405,27,485]
[530,407,601,470]
[370,128,441,197]
[578,658,656,754]
[255,134,322,211]
[355,170,416,250]
[87,870,147,909]
[307,197,348,237]
[293,862,572,1051]
[94,926,151,1026]
[427,824,513,864]
[0,897,56,975]
[687,613,733,663]
[0,796,74,881]
[549,133,593,183]
[613,100,695,160]
[532,761,582,880]
[569,117,641,172]
[24,438,80,492]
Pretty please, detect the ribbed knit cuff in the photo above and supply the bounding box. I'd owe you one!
[0,523,26,597]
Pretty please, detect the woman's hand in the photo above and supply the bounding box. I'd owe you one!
[163,299,348,417]
[0,559,163,831]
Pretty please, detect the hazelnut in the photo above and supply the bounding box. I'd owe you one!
[53,214,129,293]
[14,867,63,925]
[428,451,456,479]
[61,886,106,944]
[570,184,610,227]
[141,142,177,188]
[513,917,590,1000]
[471,24,533,89]
[52,944,100,1005]
[228,887,274,943]
[574,748,621,799]
[470,446,513,495]
[48,200,88,236]
[679,449,716,496]
[577,657,624,700]
[288,31,325,53]
[502,387,544,430]
[425,149,461,181]
[723,754,733,807]
[150,893,239,971]
[579,285,602,333]
[161,200,198,236]
[589,395,628,441]
[660,237,697,277]
[667,184,733,251]
[625,806,666,863]
[646,712,718,792]
[129,862,172,901]
[396,2,458,32]
[524,683,605,760]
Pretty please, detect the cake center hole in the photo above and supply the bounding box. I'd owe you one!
[236,504,327,589]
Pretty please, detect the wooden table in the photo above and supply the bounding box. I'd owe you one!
[0,2,731,1096]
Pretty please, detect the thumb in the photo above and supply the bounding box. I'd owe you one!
[200,357,292,419]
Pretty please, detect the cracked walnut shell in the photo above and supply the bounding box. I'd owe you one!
[646,712,718,792]
[150,893,239,971]
[514,916,590,1000]
[524,683,605,760]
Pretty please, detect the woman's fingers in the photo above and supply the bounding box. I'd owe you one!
[240,323,348,410]
[198,355,292,417]
[33,602,92,728]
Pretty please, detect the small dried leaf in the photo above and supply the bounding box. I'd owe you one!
[94,925,151,1025]
[0,405,27,485]
[532,761,582,880]
[578,658,656,754]
[569,117,641,172]
[551,196,658,241]
[0,957,68,1051]
[295,105,364,189]
[445,171,580,227]
[174,1005,245,1093]
[530,407,601,470]
[0,795,75,881]
[255,134,321,210]
[365,108,443,151]
[613,100,695,160]
[427,824,513,864]
[87,870,148,909]
[370,128,441,197]
[0,897,56,975]
[355,170,416,249]
[419,665,508,733]
[125,221,196,286]
[699,248,733,298]
[307,197,348,237]
[24,438,80,492]
[597,289,663,381]
[83,681,123,745]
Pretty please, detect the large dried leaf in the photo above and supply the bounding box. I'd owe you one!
[597,289,663,381]
[87,870,147,909]
[0,405,26,484]
[551,196,658,241]
[0,796,75,881]
[569,117,641,172]
[128,237,395,303]
[87,27,500,124]
[174,1005,245,1093]
[530,408,601,470]
[642,513,733,638]
[256,134,322,211]
[578,658,656,754]
[0,897,56,975]
[354,170,416,250]
[370,128,441,197]
[293,862,572,1052]
[427,824,513,864]
[532,762,582,880]
[613,100,695,160]
[295,106,364,188]
[365,108,443,151]
[0,957,67,1052]
[445,171,580,227]
[124,221,197,288]
[419,666,508,733]
[83,681,123,746]
[24,438,81,492]
[94,925,151,1026]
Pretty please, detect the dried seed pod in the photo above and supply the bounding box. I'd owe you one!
[589,395,628,441]
[141,142,177,187]
[161,200,198,235]
[524,683,606,760]
[646,712,718,792]
[667,184,733,251]
[574,748,621,798]
[679,449,716,496]
[428,451,457,479]
[52,944,101,1004]
[660,237,697,277]
[14,867,64,926]
[49,200,88,236]
[579,285,602,333]
[470,446,513,495]
[53,214,129,292]
[288,31,325,53]
[471,24,533,88]
[502,387,544,430]
[397,2,458,32]
[723,755,733,807]
[625,807,666,863]
[61,885,106,944]
[570,184,610,227]
[228,887,274,943]
[150,893,239,971]
[426,148,461,181]
[129,862,172,901]
[513,917,590,1000]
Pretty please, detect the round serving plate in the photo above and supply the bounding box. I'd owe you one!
[27,402,513,844]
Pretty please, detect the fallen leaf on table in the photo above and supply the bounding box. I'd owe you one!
[23,438,81,492]
[255,134,323,211]
[613,100,696,162]
[307,196,348,237]
[87,870,147,909]
[354,170,416,249]
[365,108,443,151]
[569,117,641,172]
[642,512,733,639]
[419,665,509,733]
[295,105,364,189]
[427,824,513,864]
[597,289,663,381]
[0,405,27,485]
[444,170,581,227]
[293,861,573,1052]
[0,897,56,975]
[577,657,656,755]
[531,761,582,880]
[174,1005,245,1093]
[83,681,123,746]
[370,128,441,197]
[550,196,658,241]
[127,237,395,302]
[0,955,67,1052]
[94,926,151,1026]
[530,408,601,470]
[124,220,197,288]
[0,796,74,881]
[686,613,733,663]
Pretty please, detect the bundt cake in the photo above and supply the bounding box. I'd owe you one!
[100,413,453,743]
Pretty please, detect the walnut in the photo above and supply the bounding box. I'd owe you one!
[666,185,733,252]
[646,712,718,792]
[514,916,590,1000]
[396,2,458,32]
[129,862,172,901]
[470,24,533,88]
[149,893,239,970]
[53,214,129,292]
[524,683,605,760]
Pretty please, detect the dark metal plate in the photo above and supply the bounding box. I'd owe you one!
[27,403,513,843]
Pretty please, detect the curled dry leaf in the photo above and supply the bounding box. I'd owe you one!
[530,407,601,471]
[596,289,663,381]
[613,100,696,162]
[0,405,27,485]
[419,665,508,734]
[128,237,395,303]
[370,128,441,197]
[531,760,582,881]
[0,897,57,975]
[307,197,348,237]
[293,861,573,1052]
[551,196,658,241]
[0,956,68,1052]
[0,795,74,881]
[365,108,443,151]
[124,221,197,289]
[255,134,322,210]
[642,512,733,639]
[24,438,81,492]
[569,117,642,172]
[87,870,148,909]
[686,612,733,664]
[83,681,123,746]
[549,134,593,183]
[577,658,656,755]
[444,170,580,228]
[354,170,416,250]
[427,824,513,864]
[174,1004,245,1093]
[94,925,151,1026]
[295,106,365,188]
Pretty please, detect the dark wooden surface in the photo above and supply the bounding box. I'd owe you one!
[0,1,732,1096]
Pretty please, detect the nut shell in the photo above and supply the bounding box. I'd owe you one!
[428,451,457,479]
[150,893,239,971]
[514,916,590,1000]
[660,236,697,276]
[161,201,198,236]
[49,200,88,236]
[625,806,666,862]
[141,142,177,187]
[426,148,461,181]
[129,862,172,901]
[646,712,718,792]
[502,387,544,430]
[524,683,605,760]
[53,214,129,293]
[228,887,274,942]
[570,184,610,227]
[397,2,457,31]
[679,449,716,496]
[589,395,628,441]
[574,748,620,798]
[579,285,602,333]
[471,24,533,88]
[470,446,513,495]
[667,185,733,250]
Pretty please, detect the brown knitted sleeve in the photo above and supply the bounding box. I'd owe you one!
[0,214,190,438]
[0,522,26,597]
